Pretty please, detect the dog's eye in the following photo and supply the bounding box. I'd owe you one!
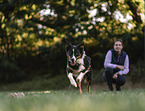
[69,51,73,54]
[75,52,79,56]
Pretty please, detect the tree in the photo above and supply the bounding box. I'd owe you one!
[0,0,144,83]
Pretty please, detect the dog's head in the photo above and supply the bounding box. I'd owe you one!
[65,42,84,66]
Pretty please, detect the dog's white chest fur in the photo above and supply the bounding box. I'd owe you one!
[73,58,85,76]
[77,58,84,65]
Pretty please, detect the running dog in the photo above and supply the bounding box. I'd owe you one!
[65,42,92,94]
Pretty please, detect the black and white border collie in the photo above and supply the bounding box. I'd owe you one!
[65,42,92,94]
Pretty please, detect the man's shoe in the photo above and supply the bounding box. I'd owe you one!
[108,85,113,91]
[116,85,121,91]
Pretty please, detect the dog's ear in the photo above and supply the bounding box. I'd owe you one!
[77,42,84,48]
[77,42,84,53]
[65,41,72,52]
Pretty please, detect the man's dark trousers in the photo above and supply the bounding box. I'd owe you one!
[103,67,126,91]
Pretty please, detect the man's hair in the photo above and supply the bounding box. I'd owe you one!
[114,39,123,45]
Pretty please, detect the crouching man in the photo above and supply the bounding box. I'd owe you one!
[103,39,129,91]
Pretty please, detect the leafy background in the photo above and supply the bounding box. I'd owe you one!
[0,0,144,89]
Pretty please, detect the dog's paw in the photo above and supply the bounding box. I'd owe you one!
[76,76,82,82]
[70,79,77,87]
[68,73,77,87]
[72,82,77,87]
[76,72,84,82]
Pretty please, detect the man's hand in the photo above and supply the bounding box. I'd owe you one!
[116,65,124,71]
[113,72,120,79]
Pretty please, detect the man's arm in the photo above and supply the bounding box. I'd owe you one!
[104,50,117,69]
[113,55,129,79]
[118,55,129,75]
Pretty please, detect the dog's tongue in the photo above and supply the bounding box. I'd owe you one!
[71,62,75,66]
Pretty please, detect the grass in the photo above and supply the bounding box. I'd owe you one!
[0,89,145,111]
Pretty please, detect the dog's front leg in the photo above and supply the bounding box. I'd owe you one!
[76,72,85,82]
[76,72,85,94]
[78,81,82,94]
[68,73,77,87]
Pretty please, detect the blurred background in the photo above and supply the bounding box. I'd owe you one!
[0,0,144,90]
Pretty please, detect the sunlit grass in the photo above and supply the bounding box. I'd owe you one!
[0,89,145,111]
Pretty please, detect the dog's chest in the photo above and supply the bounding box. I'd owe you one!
[77,58,84,65]
[72,58,85,76]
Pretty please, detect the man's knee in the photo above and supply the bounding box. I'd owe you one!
[102,72,106,81]
[103,68,113,81]
[105,67,113,77]
[116,76,126,86]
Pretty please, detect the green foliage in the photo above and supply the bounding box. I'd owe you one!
[0,74,69,91]
[92,68,104,84]
[129,60,145,83]
[0,0,144,84]
[0,59,24,83]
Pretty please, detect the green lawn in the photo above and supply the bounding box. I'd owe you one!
[0,89,145,111]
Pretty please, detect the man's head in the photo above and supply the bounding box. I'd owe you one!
[113,39,123,53]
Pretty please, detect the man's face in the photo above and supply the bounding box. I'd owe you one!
[114,41,123,53]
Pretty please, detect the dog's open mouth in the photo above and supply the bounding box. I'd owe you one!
[70,61,76,66]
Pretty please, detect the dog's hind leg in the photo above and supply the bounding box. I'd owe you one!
[78,82,82,94]
[87,80,91,94]
[85,76,91,94]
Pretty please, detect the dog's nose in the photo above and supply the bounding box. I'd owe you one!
[71,58,75,62]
